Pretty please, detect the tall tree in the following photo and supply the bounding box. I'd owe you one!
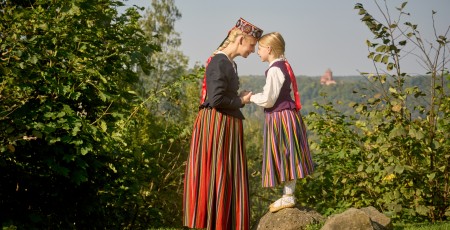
[138,0,189,120]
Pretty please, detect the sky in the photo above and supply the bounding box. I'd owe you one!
[123,0,450,76]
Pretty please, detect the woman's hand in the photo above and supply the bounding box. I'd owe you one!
[239,90,252,104]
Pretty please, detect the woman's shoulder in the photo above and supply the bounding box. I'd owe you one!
[209,53,234,69]
[207,53,228,66]
[211,53,228,61]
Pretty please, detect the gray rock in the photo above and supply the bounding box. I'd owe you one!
[253,205,392,230]
[360,206,393,230]
[254,205,325,230]
[321,208,374,230]
[320,207,393,230]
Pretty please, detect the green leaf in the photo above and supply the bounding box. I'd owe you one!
[62,104,75,115]
[389,87,397,94]
[362,14,372,21]
[389,125,406,138]
[409,128,424,140]
[401,2,408,9]
[38,23,48,31]
[374,54,382,62]
[29,55,38,64]
[382,55,389,64]
[375,45,386,52]
[357,164,364,172]
[358,9,367,15]
[72,126,81,136]
[57,111,66,118]
[80,147,90,155]
[394,204,402,212]
[355,105,366,113]
[385,165,395,174]
[416,205,429,216]
[427,173,436,180]
[387,63,394,71]
[100,120,107,132]
[394,165,404,174]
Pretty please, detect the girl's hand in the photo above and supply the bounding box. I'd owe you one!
[240,91,253,104]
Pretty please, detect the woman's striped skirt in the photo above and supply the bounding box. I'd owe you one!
[262,109,314,187]
[183,108,250,230]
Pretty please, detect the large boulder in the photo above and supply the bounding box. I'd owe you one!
[321,206,393,230]
[253,206,392,230]
[254,205,325,230]
[321,208,373,230]
[360,206,393,230]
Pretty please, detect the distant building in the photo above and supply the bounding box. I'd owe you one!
[320,68,336,85]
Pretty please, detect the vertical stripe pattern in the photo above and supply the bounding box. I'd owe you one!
[262,109,314,187]
[183,108,250,230]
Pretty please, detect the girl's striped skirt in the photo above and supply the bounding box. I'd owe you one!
[183,108,250,230]
[262,109,314,187]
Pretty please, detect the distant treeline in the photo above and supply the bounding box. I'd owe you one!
[240,75,448,117]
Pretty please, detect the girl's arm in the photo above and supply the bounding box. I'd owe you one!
[250,67,285,108]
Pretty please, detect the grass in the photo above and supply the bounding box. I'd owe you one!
[393,222,450,230]
[302,221,450,230]
[150,221,450,230]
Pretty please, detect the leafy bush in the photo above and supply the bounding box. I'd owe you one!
[0,0,156,228]
[300,1,450,223]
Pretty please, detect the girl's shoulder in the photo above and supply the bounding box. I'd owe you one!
[269,58,286,67]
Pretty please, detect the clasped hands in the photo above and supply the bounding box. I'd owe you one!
[239,90,252,105]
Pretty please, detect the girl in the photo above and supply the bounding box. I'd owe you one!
[250,32,314,213]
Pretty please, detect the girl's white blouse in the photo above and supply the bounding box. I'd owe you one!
[250,58,286,108]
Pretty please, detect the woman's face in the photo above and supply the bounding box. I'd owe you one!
[239,36,258,58]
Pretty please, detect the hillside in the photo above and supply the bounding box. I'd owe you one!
[240,75,446,118]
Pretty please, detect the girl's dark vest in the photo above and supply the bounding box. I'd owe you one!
[264,61,297,113]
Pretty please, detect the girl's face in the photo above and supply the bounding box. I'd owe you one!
[257,43,271,62]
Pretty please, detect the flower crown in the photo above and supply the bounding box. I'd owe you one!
[234,17,263,39]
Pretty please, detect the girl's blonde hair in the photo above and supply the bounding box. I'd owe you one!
[259,32,285,59]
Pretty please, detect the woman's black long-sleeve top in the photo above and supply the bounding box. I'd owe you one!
[200,53,245,119]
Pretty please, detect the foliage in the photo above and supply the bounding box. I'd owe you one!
[393,221,450,230]
[3,0,449,228]
[112,69,201,229]
[112,0,195,227]
[137,0,189,120]
[300,0,450,223]
[0,0,156,228]
[240,73,447,224]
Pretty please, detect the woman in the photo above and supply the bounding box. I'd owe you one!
[183,18,263,230]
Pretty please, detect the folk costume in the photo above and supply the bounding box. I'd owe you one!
[251,58,315,212]
[183,18,262,230]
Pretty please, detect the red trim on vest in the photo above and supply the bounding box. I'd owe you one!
[200,56,213,104]
[284,61,302,111]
